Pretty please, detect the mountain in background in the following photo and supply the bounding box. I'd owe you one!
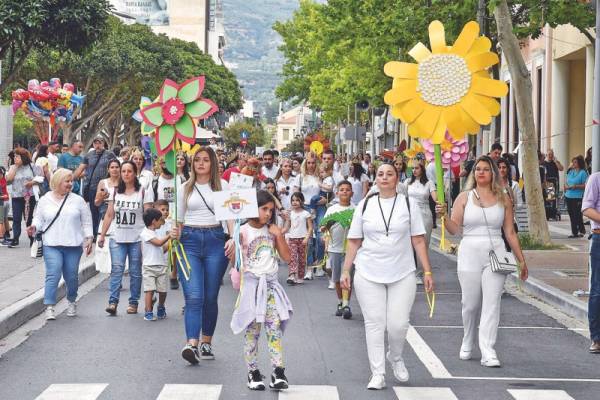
[222,0,299,114]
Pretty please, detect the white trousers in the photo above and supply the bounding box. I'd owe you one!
[354,272,416,375]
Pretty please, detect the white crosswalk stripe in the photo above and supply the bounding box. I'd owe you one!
[508,389,576,400]
[279,385,340,400]
[156,384,222,400]
[394,387,459,400]
[34,384,108,400]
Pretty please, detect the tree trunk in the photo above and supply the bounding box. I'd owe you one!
[494,0,551,244]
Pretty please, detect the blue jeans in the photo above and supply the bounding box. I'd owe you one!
[307,204,326,266]
[590,234,600,341]
[178,225,228,340]
[43,246,83,305]
[108,239,142,305]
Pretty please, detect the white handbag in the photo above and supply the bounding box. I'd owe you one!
[94,240,112,274]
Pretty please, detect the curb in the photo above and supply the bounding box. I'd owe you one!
[0,261,98,339]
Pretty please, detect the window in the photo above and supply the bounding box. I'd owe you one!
[283,129,290,141]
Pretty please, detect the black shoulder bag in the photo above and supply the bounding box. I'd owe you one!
[31,193,69,258]
[83,150,105,200]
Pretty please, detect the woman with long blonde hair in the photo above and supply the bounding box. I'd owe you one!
[437,155,527,367]
[176,146,235,365]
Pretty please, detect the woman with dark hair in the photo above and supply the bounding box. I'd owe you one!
[94,159,121,228]
[565,155,589,238]
[131,149,155,202]
[5,148,43,247]
[393,157,408,183]
[98,161,154,315]
[496,158,522,208]
[177,151,190,181]
[404,161,437,252]
[176,146,234,364]
[348,161,369,206]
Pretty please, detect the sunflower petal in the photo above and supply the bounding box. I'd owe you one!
[399,97,427,123]
[471,76,509,98]
[460,94,492,125]
[466,52,499,72]
[459,108,481,134]
[384,61,418,79]
[408,123,424,138]
[451,21,480,56]
[475,95,501,116]
[384,80,418,106]
[409,42,432,62]
[391,104,405,120]
[474,70,492,78]
[429,20,446,54]
[443,105,466,140]
[467,36,492,56]
[413,106,442,139]
[431,117,447,144]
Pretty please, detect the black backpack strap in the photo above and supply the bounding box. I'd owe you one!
[361,192,379,215]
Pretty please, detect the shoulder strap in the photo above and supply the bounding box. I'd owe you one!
[87,150,105,181]
[41,193,70,234]
[472,189,495,251]
[152,176,159,200]
[362,192,379,215]
[194,184,215,215]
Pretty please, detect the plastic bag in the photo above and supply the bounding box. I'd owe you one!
[95,241,112,274]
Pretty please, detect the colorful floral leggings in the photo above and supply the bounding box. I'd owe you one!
[244,290,284,371]
[287,238,306,279]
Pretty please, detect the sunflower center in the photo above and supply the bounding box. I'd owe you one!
[417,54,471,106]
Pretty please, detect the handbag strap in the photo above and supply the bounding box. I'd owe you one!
[472,189,495,252]
[193,184,215,215]
[41,193,70,234]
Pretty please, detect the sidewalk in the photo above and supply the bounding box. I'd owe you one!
[431,214,591,322]
[0,233,97,339]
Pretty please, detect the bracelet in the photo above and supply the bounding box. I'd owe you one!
[424,271,432,276]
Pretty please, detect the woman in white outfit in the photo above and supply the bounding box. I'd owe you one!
[437,155,528,367]
[341,163,434,390]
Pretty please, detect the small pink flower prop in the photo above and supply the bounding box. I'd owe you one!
[140,76,218,156]
[421,131,468,168]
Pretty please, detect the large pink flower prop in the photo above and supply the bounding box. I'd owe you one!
[421,131,468,168]
[139,77,219,156]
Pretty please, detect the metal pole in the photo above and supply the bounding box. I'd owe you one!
[593,0,600,173]
[354,104,358,155]
[371,107,376,157]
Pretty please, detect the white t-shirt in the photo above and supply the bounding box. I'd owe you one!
[322,176,334,193]
[113,189,153,243]
[241,224,278,276]
[276,175,298,210]
[48,152,58,172]
[261,165,279,180]
[288,209,312,239]
[157,175,185,211]
[348,174,370,205]
[348,194,426,283]
[299,174,320,205]
[323,203,354,253]
[138,170,155,202]
[177,179,229,225]
[405,179,436,208]
[140,227,167,266]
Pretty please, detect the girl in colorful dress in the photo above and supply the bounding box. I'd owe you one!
[283,192,313,284]
[231,190,293,391]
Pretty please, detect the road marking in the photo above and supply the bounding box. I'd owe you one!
[406,326,452,379]
[412,325,586,331]
[35,384,108,400]
[279,385,340,400]
[393,387,458,400]
[450,376,600,383]
[156,384,222,400]
[508,389,575,400]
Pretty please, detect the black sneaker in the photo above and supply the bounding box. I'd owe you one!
[181,344,200,365]
[247,369,266,390]
[170,278,179,290]
[0,238,11,246]
[335,303,343,317]
[269,366,289,390]
[200,342,215,360]
[7,240,18,248]
[342,306,352,320]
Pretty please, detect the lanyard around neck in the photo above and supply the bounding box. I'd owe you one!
[377,194,398,236]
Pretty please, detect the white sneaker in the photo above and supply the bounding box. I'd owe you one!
[304,270,313,280]
[67,302,77,317]
[314,267,325,277]
[481,357,501,367]
[45,306,56,321]
[328,280,335,290]
[367,374,386,390]
[387,352,409,382]
[459,349,472,360]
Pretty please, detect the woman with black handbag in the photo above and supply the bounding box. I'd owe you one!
[29,169,93,320]
[437,156,527,368]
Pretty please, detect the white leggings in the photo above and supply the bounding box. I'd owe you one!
[354,272,416,375]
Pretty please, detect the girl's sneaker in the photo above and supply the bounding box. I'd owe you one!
[247,369,265,391]
[144,311,156,321]
[304,270,313,280]
[45,306,56,321]
[181,344,200,365]
[157,305,167,319]
[269,367,289,390]
[200,342,215,360]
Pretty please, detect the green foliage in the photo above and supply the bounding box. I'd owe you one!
[0,0,112,90]
[282,135,305,154]
[222,121,267,151]
[518,233,565,250]
[12,109,36,146]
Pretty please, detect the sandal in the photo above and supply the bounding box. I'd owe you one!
[127,304,138,314]
[105,303,117,316]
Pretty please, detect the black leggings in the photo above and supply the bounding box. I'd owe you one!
[11,196,36,243]
[566,197,585,235]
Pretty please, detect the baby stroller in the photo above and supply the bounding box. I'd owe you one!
[544,177,561,221]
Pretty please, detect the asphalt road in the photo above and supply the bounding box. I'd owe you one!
[1,250,600,400]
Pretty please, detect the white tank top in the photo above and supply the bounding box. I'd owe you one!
[462,191,504,237]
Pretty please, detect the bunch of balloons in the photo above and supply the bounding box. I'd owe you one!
[11,78,85,124]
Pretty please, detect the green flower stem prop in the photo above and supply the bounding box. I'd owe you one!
[434,144,445,204]
[140,76,219,280]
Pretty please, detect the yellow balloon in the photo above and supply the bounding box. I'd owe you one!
[310,141,324,155]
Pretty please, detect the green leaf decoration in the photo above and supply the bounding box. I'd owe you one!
[149,139,157,156]
[164,150,176,175]
[141,122,154,135]
[186,99,219,119]
[140,103,164,128]
[156,124,176,155]
[319,209,355,229]
[160,79,179,103]
[175,113,196,143]
[178,76,204,104]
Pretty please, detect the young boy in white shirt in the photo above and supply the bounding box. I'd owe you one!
[140,208,173,321]
[321,180,354,319]
[154,199,178,290]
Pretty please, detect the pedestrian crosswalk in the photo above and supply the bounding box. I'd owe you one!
[32,384,578,400]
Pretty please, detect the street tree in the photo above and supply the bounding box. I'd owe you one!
[222,121,267,152]
[0,0,111,92]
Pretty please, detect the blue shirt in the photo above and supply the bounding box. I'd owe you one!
[58,152,84,194]
[565,169,588,199]
[582,172,600,230]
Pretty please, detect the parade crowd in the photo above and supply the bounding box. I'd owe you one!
[9,134,600,391]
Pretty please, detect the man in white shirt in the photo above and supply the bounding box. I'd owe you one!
[261,150,279,180]
[361,153,372,173]
[47,141,60,173]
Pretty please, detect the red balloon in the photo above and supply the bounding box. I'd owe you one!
[12,89,30,101]
[41,86,59,100]
[40,81,50,88]
[29,87,50,102]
